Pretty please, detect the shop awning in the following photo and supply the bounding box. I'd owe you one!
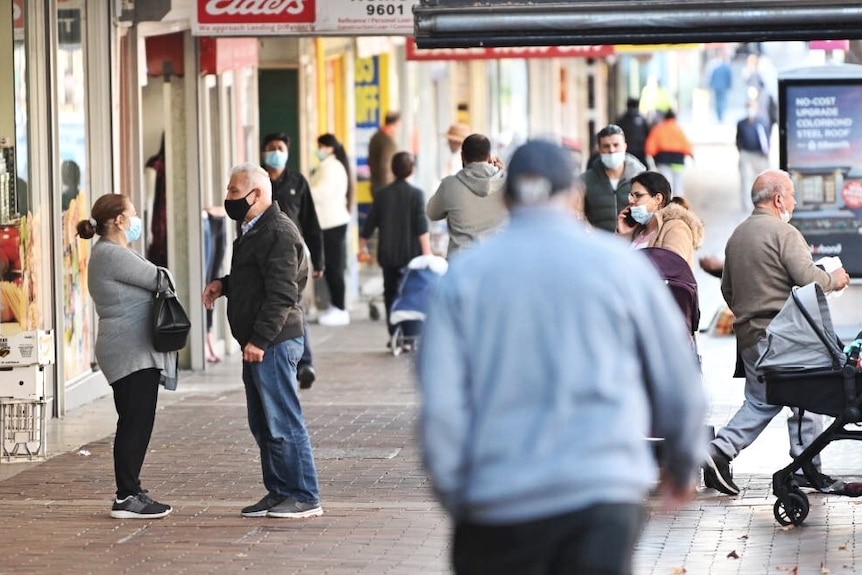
[413,0,862,48]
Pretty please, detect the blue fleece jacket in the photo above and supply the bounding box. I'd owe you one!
[417,206,707,524]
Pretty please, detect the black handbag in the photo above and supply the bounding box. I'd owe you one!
[153,267,191,352]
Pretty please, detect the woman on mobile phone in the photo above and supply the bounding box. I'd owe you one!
[616,171,703,267]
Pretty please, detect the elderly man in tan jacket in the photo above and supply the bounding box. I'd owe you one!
[703,169,850,496]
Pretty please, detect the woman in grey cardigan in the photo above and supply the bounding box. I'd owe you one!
[77,194,175,519]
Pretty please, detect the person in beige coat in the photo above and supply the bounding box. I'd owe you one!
[616,171,703,266]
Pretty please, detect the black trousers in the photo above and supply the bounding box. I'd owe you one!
[452,503,646,575]
[111,368,161,499]
[322,224,347,310]
[381,265,406,336]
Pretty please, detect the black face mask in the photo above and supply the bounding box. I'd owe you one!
[224,189,256,221]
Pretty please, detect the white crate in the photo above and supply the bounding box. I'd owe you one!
[0,330,55,367]
[0,398,46,463]
[0,365,45,399]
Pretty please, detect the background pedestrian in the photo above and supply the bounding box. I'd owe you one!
[360,151,431,341]
[261,132,323,389]
[310,133,353,327]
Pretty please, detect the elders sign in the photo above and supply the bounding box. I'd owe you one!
[193,0,419,36]
[195,0,316,34]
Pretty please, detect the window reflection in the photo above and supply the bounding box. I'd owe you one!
[56,5,93,380]
[0,0,35,332]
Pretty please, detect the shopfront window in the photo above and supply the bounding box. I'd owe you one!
[0,0,39,333]
[489,59,529,154]
[57,4,93,380]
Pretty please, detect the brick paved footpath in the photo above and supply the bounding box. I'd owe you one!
[0,313,860,574]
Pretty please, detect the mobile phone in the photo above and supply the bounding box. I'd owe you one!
[623,208,637,227]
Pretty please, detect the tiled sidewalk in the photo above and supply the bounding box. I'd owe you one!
[1,316,861,574]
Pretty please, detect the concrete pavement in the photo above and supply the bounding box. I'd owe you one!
[1,124,862,574]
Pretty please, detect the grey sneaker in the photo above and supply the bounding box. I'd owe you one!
[267,497,323,519]
[241,493,288,517]
[110,492,172,519]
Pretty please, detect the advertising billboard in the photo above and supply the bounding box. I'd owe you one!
[779,65,862,277]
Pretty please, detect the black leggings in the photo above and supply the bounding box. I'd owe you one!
[322,224,347,310]
[111,368,161,499]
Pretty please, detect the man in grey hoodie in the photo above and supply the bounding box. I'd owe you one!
[427,134,507,258]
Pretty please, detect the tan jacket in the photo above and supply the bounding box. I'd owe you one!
[647,202,704,266]
[721,208,839,349]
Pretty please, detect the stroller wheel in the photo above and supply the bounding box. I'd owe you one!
[391,326,404,357]
[773,492,810,526]
[369,302,381,321]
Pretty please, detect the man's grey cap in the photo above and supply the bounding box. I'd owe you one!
[505,139,575,200]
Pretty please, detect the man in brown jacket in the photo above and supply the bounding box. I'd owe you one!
[368,111,401,197]
[704,169,850,496]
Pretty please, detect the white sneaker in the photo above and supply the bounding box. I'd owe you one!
[318,307,350,327]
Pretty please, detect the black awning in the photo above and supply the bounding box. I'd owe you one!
[413,0,862,48]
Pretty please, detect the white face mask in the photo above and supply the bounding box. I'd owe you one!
[780,210,791,223]
[601,151,626,170]
[630,204,653,225]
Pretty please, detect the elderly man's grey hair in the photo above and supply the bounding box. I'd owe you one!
[750,169,790,206]
[230,163,272,198]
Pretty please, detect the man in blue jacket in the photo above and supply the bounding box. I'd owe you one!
[417,140,706,575]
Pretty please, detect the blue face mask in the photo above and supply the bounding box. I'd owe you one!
[630,204,654,225]
[125,215,143,242]
[264,150,288,170]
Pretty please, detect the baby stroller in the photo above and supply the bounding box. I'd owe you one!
[642,247,700,338]
[758,282,862,526]
[388,255,448,356]
[641,248,701,460]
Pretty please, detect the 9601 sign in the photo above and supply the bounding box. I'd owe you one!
[352,0,412,17]
[366,4,405,16]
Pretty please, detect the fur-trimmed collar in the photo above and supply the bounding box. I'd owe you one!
[654,202,704,249]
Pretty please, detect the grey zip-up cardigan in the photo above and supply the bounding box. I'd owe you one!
[88,239,177,387]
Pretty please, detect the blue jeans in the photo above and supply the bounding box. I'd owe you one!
[712,339,824,468]
[242,337,320,503]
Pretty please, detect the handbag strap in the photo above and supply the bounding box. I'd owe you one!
[156,267,178,296]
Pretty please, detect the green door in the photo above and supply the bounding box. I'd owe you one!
[258,69,300,172]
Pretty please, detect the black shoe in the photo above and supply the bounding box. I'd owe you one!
[241,493,288,517]
[793,471,841,492]
[298,364,316,390]
[111,492,172,519]
[703,445,740,495]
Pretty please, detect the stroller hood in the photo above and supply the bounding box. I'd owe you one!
[756,282,846,372]
[641,247,699,335]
